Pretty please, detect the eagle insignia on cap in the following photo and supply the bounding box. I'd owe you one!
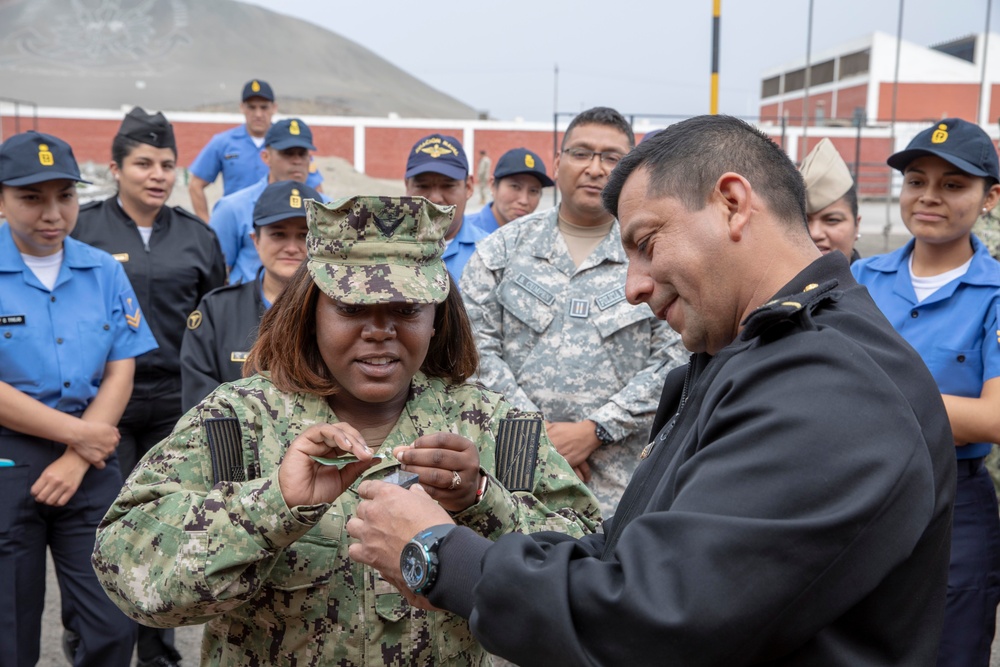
[932,124,949,144]
[38,144,54,167]
[422,145,448,158]
[290,120,300,135]
[251,80,261,92]
[290,189,302,208]
[525,154,535,168]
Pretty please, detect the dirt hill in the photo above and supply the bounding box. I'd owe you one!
[0,0,478,118]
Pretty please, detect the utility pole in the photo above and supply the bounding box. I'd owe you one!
[710,0,721,114]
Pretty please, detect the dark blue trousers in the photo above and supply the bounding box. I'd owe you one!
[936,457,1000,667]
[0,430,135,667]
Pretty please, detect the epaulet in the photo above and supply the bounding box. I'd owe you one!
[493,409,544,492]
[740,279,839,341]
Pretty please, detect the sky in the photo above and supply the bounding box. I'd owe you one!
[240,0,998,123]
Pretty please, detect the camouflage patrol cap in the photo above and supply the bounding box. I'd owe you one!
[306,195,453,304]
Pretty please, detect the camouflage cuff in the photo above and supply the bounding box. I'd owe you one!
[587,404,633,444]
[239,473,329,550]
[452,471,512,541]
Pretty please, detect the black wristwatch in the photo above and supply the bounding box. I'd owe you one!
[593,421,615,446]
[400,524,455,595]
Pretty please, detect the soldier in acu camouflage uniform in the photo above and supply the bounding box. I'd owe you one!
[92,195,601,667]
[974,204,1000,260]
[460,107,687,514]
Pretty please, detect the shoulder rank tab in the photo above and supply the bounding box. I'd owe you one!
[205,417,253,485]
[740,279,839,341]
[494,411,543,492]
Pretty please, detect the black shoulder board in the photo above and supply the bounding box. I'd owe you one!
[494,412,543,492]
[205,417,251,485]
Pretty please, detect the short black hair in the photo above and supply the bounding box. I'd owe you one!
[111,134,177,168]
[562,107,635,150]
[602,115,806,228]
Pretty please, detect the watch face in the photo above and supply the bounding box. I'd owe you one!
[400,543,427,590]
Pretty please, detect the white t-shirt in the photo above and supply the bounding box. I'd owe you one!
[908,253,972,302]
[22,250,63,291]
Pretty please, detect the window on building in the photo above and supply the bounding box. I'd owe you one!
[839,49,870,79]
[785,68,806,92]
[762,76,781,98]
[810,60,835,86]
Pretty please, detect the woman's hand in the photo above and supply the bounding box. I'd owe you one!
[66,419,121,469]
[278,423,379,507]
[394,432,481,513]
[32,449,90,506]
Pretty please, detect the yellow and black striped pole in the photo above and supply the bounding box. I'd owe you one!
[710,0,721,114]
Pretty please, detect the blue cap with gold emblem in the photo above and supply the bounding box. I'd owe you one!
[0,131,91,186]
[242,78,275,102]
[405,133,469,180]
[493,147,555,187]
[264,118,316,151]
[887,117,1000,181]
[253,180,322,227]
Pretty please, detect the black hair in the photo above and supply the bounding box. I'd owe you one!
[602,115,807,228]
[562,107,635,150]
[842,183,859,219]
[111,135,177,168]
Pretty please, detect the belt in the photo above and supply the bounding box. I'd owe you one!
[956,457,985,477]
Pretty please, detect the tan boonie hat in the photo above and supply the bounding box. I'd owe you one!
[306,195,453,304]
[800,138,854,214]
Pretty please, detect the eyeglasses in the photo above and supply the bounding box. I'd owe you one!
[562,147,625,168]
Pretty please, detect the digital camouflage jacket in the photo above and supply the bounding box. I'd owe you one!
[93,372,601,667]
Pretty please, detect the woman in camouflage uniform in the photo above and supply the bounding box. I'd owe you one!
[93,195,601,666]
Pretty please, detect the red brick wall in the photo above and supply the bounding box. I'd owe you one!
[365,127,464,181]
[473,128,562,182]
[835,84,868,122]
[760,103,782,123]
[877,82,979,122]
[798,135,894,196]
[311,126,353,164]
[0,116,355,168]
[989,85,1000,126]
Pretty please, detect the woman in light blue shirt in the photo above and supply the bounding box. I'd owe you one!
[0,131,157,667]
[852,118,1000,667]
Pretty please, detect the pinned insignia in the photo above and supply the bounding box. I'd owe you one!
[932,123,949,144]
[372,213,404,236]
[803,283,819,292]
[112,253,129,263]
[122,295,142,331]
[525,154,535,168]
[230,351,249,362]
[569,299,590,318]
[38,143,54,167]
[290,120,300,136]
[187,310,203,330]
[290,189,302,208]
[251,80,261,92]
